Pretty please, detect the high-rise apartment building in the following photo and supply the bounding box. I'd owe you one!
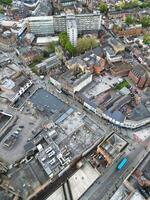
[26,16,54,36]
[76,12,101,33]
[66,14,78,47]
[54,11,102,33]
[26,12,101,36]
[53,14,66,33]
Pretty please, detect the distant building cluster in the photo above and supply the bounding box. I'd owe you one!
[0,1,150,200]
[0,52,32,103]
[26,12,102,36]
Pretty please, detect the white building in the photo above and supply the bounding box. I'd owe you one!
[105,46,122,63]
[66,14,78,47]
[26,16,54,36]
[76,11,102,33]
[25,12,101,36]
[53,12,102,33]
[36,36,59,45]
[23,0,40,8]
[53,14,66,33]
[61,71,93,94]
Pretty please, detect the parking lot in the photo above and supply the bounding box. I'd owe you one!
[0,113,42,163]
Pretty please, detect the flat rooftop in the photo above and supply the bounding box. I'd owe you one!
[107,133,127,152]
[57,111,84,135]
[30,88,66,117]
[61,71,92,87]
[0,66,15,80]
[110,185,129,200]
[9,161,41,199]
[127,103,150,121]
[130,191,146,200]
[55,112,104,157]
[80,74,119,99]
[69,162,100,200]
[0,52,10,66]
[46,187,64,200]
[110,61,132,72]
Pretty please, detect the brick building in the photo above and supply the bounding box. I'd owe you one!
[128,65,149,88]
[113,26,143,37]
[110,61,132,77]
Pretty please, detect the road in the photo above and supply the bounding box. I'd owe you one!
[79,143,149,200]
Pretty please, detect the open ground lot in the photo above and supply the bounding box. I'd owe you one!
[0,114,42,163]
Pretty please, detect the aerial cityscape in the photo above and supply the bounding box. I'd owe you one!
[0,0,150,200]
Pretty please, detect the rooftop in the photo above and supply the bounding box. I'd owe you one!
[79,74,120,100]
[110,61,132,73]
[30,88,67,117]
[127,103,150,121]
[66,57,87,69]
[104,46,116,56]
[46,187,64,200]
[61,70,92,87]
[69,162,100,200]
[0,52,11,66]
[27,16,53,21]
[130,191,146,200]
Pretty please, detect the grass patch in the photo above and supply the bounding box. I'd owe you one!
[115,80,129,90]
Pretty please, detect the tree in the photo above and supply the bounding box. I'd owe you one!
[65,41,76,56]
[59,32,68,48]
[143,34,150,45]
[43,50,49,58]
[125,15,134,25]
[140,15,150,28]
[76,37,98,54]
[1,0,12,5]
[89,37,98,49]
[118,0,126,9]
[34,55,43,62]
[76,38,89,54]
[0,6,4,13]
[140,1,150,9]
[45,42,56,54]
[99,2,108,15]
[131,0,140,5]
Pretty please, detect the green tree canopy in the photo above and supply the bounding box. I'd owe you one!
[59,32,68,48]
[76,37,98,54]
[99,2,108,15]
[0,6,4,13]
[65,41,76,56]
[140,1,150,8]
[140,15,150,28]
[1,0,12,5]
[125,15,135,25]
[45,42,56,54]
[143,34,150,45]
